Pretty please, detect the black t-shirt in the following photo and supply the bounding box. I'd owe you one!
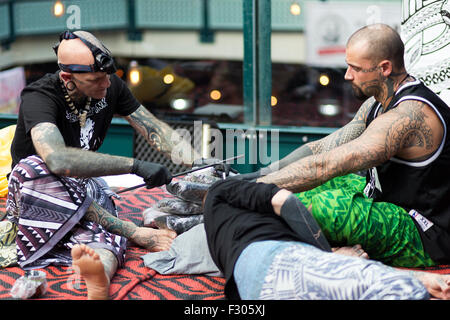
[203,179,304,300]
[11,71,141,168]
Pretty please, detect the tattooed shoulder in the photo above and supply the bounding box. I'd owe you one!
[385,99,438,159]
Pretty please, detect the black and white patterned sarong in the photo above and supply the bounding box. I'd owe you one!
[6,155,127,270]
[259,243,428,300]
[234,240,429,300]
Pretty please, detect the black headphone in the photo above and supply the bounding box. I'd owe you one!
[53,30,117,74]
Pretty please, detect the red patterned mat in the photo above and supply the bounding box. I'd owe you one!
[1,186,449,300]
[0,187,225,300]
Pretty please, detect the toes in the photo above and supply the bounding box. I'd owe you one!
[71,244,83,260]
[72,244,101,260]
[85,246,96,257]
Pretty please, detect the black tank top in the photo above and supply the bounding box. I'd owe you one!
[365,79,450,263]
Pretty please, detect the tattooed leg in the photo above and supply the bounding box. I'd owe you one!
[83,201,177,251]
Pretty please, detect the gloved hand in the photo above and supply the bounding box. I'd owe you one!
[131,159,172,189]
[192,158,238,177]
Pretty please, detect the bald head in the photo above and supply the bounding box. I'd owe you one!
[347,23,405,72]
[57,37,94,66]
[56,31,111,67]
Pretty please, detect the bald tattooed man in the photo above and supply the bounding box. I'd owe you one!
[6,31,201,294]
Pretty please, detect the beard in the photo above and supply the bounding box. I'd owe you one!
[351,84,370,101]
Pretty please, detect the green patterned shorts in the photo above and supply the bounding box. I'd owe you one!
[295,174,435,268]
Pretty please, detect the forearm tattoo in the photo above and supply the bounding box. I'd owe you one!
[309,97,373,155]
[258,98,437,192]
[32,122,134,177]
[128,108,166,153]
[84,201,137,239]
[265,99,373,173]
[84,202,159,250]
[127,106,199,165]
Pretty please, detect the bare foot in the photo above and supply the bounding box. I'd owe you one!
[71,244,109,300]
[132,227,177,251]
[332,244,369,259]
[411,271,450,300]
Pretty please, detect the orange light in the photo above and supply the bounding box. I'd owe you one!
[163,74,175,84]
[53,1,64,17]
[271,96,278,107]
[129,69,140,85]
[290,2,301,16]
[210,89,221,101]
[128,61,141,86]
[319,74,330,86]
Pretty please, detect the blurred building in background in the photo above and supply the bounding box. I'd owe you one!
[0,0,407,128]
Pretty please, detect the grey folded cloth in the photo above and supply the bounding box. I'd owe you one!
[141,224,223,277]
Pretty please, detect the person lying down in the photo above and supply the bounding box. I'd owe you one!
[69,178,450,300]
[202,179,450,300]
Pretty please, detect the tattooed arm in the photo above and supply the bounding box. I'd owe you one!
[258,99,440,192]
[31,122,134,177]
[125,105,201,167]
[262,97,374,174]
[32,123,175,250]
[84,201,175,251]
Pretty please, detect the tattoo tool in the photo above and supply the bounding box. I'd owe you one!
[117,154,244,194]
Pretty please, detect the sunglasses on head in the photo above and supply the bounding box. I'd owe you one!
[53,30,117,74]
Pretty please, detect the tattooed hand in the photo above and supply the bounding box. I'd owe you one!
[131,227,176,252]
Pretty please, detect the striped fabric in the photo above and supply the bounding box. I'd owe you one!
[6,155,126,270]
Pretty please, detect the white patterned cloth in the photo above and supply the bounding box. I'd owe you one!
[401,0,450,102]
[234,241,429,300]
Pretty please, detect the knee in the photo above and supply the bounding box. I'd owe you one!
[10,155,50,179]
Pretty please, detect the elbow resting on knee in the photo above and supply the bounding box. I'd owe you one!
[45,152,70,176]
